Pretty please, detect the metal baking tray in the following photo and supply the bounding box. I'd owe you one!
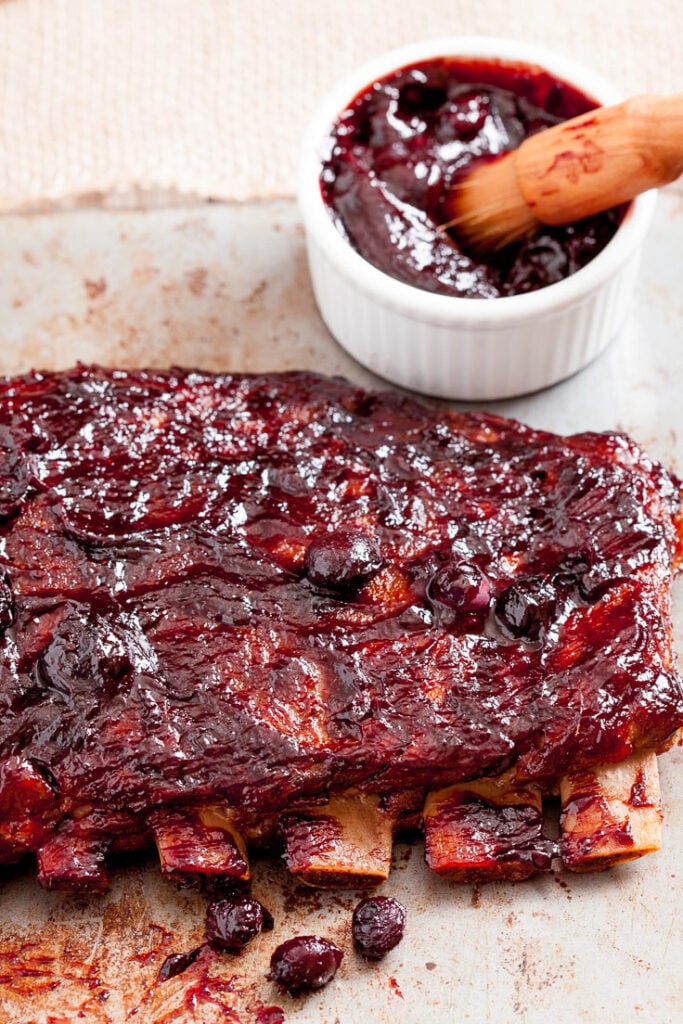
[1,191,682,1023]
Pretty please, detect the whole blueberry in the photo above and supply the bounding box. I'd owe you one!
[575,563,619,603]
[205,895,264,951]
[304,528,382,590]
[352,896,406,959]
[267,935,343,994]
[495,575,556,641]
[428,561,490,612]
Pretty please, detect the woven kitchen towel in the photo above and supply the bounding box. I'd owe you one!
[0,0,681,211]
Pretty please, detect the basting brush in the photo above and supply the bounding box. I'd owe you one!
[443,93,683,253]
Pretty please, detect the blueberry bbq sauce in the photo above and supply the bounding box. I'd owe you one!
[320,58,624,297]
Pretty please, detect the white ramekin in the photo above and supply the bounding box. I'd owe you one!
[298,37,656,401]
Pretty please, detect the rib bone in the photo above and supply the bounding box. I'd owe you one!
[151,805,250,881]
[281,792,394,888]
[560,750,662,871]
[424,773,554,881]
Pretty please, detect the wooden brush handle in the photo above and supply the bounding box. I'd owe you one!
[516,94,683,224]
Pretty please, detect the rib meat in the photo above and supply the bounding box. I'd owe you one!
[0,366,681,887]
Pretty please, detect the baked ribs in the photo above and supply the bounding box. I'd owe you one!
[0,366,681,891]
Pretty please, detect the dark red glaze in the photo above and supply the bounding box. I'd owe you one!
[205,895,265,951]
[151,807,249,879]
[267,935,343,994]
[36,825,108,892]
[0,366,681,882]
[427,798,556,876]
[560,775,635,867]
[158,945,203,982]
[0,573,13,631]
[321,58,623,297]
[628,768,655,808]
[281,814,343,872]
[352,896,406,959]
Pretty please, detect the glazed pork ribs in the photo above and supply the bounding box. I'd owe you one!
[0,366,682,892]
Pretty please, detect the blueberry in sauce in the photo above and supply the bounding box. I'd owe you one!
[205,895,265,951]
[352,896,407,959]
[267,935,343,994]
[428,561,490,612]
[304,527,382,590]
[495,576,556,641]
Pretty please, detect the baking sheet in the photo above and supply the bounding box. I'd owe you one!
[0,192,682,1024]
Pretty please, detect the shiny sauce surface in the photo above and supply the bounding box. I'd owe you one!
[0,367,681,842]
[320,58,623,297]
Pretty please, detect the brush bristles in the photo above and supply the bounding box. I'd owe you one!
[443,152,540,254]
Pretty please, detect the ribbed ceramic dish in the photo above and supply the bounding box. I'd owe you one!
[298,37,657,401]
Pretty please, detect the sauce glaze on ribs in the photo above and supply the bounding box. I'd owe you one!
[0,366,682,886]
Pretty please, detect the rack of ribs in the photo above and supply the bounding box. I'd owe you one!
[0,366,681,892]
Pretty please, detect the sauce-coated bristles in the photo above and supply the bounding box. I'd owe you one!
[443,152,540,254]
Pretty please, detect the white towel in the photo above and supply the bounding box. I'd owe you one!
[0,0,680,211]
